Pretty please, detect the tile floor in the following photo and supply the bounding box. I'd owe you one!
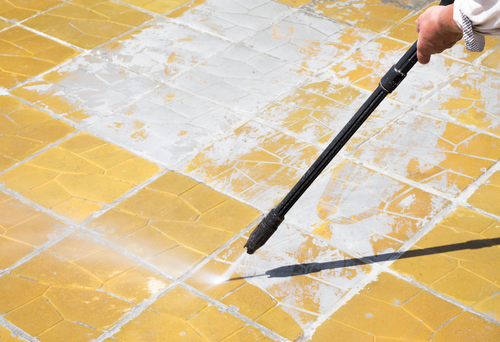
[0,0,499,341]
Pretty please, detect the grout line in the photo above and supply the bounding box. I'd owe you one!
[0,317,35,342]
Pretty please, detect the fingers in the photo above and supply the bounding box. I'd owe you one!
[416,40,431,64]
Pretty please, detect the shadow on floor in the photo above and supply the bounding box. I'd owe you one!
[229,237,500,281]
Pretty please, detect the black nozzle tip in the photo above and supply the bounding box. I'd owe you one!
[244,208,284,255]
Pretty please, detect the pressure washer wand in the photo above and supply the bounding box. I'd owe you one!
[245,0,455,255]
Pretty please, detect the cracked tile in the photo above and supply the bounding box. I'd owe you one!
[354,111,500,197]
[22,0,153,49]
[0,26,79,88]
[2,231,170,340]
[0,132,162,222]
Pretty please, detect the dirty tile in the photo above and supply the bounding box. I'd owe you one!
[310,272,500,341]
[420,68,500,136]
[331,37,467,105]
[0,133,162,222]
[88,171,259,278]
[391,207,500,320]
[0,96,75,171]
[244,12,372,72]
[167,0,292,42]
[89,85,244,168]
[0,0,64,21]
[315,0,411,33]
[468,171,500,216]
[184,120,321,209]
[354,111,500,197]
[119,0,191,14]
[0,325,24,341]
[22,0,153,49]
[172,45,311,113]
[0,26,79,88]
[11,55,158,124]
[257,78,408,149]
[98,18,229,82]
[4,231,170,339]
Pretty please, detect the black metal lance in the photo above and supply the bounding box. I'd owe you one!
[245,0,455,254]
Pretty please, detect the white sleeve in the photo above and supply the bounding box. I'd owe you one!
[453,0,500,52]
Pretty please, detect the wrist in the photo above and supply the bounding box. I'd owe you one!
[439,5,463,35]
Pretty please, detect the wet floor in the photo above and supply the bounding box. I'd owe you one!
[0,0,500,341]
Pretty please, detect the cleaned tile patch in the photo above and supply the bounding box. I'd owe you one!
[0,0,64,22]
[354,111,500,197]
[467,171,500,217]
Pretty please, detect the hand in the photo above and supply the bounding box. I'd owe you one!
[416,5,463,64]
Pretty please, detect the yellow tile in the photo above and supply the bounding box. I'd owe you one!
[0,325,24,342]
[0,27,78,88]
[115,310,204,342]
[37,320,102,342]
[184,260,246,300]
[0,274,48,314]
[402,291,462,330]
[48,230,104,260]
[276,0,313,7]
[391,246,459,285]
[0,197,39,228]
[310,319,373,342]
[12,252,101,288]
[221,284,276,320]
[148,245,204,278]
[152,221,233,255]
[431,267,500,306]
[4,297,62,336]
[432,312,500,341]
[0,164,57,193]
[331,283,432,339]
[80,143,135,169]
[482,46,500,69]
[103,265,171,303]
[362,272,419,305]
[57,174,133,203]
[87,208,148,241]
[196,198,260,234]
[106,157,161,184]
[117,189,199,221]
[58,132,107,153]
[23,1,153,49]
[179,184,228,214]
[0,237,35,269]
[23,180,72,208]
[146,171,199,196]
[17,120,75,144]
[116,225,178,258]
[188,305,245,341]
[29,148,104,174]
[5,212,67,247]
[257,306,304,341]
[73,246,137,282]
[475,294,500,321]
[120,0,192,14]
[0,0,63,21]
[51,197,104,222]
[45,286,134,330]
[468,172,500,216]
[224,325,277,342]
[149,286,208,320]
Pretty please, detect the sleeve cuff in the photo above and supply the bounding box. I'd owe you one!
[454,8,485,52]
